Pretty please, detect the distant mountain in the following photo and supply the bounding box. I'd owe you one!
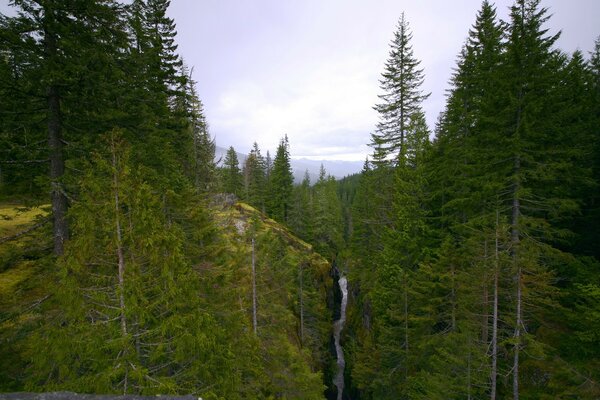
[214,145,247,167]
[289,158,363,182]
[215,146,363,183]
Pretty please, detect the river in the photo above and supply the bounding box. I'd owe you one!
[333,275,348,400]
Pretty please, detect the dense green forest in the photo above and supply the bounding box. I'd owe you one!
[1,0,599,399]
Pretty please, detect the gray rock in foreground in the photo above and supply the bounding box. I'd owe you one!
[0,393,197,400]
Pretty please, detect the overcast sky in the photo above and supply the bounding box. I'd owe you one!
[167,0,599,161]
[2,1,598,161]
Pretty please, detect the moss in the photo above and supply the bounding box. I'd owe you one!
[0,260,34,299]
[0,204,47,237]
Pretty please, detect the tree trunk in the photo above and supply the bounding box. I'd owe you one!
[112,138,128,393]
[451,262,456,332]
[512,155,521,400]
[404,274,409,380]
[252,237,257,335]
[491,211,499,400]
[482,240,489,344]
[299,263,304,346]
[44,6,68,255]
[467,341,472,400]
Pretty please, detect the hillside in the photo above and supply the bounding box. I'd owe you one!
[0,201,335,399]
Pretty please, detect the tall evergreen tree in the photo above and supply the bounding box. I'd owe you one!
[26,134,236,396]
[243,142,267,210]
[269,135,294,223]
[312,167,344,261]
[425,4,508,397]
[129,0,183,101]
[222,146,242,198]
[370,12,430,164]
[183,68,216,194]
[0,0,129,254]
[289,171,313,242]
[125,0,191,189]
[500,3,566,397]
[352,13,434,399]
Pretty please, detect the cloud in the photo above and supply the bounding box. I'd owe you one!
[169,0,600,161]
[210,54,379,160]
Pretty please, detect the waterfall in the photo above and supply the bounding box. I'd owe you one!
[333,276,348,400]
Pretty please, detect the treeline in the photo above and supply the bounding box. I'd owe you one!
[219,140,345,264]
[0,1,332,398]
[343,0,600,399]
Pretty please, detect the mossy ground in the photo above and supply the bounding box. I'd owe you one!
[0,203,52,390]
[0,204,47,236]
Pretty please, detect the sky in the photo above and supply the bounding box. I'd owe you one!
[166,0,599,161]
[2,1,598,161]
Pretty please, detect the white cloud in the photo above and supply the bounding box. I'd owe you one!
[169,0,600,161]
[210,54,380,160]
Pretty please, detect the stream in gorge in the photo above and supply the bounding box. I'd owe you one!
[333,275,348,400]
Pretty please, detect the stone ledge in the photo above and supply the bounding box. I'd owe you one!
[0,393,198,400]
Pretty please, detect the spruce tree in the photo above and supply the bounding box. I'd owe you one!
[370,12,430,164]
[26,134,236,396]
[0,0,128,255]
[425,3,508,397]
[243,142,267,210]
[182,68,216,194]
[312,167,344,261]
[289,171,313,242]
[352,13,433,399]
[125,0,191,189]
[222,146,242,198]
[269,135,294,223]
[500,3,566,396]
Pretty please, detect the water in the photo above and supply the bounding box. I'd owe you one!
[333,276,348,400]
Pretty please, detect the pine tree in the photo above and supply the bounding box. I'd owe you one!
[222,146,242,198]
[269,135,294,223]
[370,12,430,164]
[243,142,267,210]
[289,171,313,242]
[183,68,216,194]
[424,4,508,397]
[125,0,192,190]
[312,167,344,261]
[25,133,237,396]
[0,0,129,255]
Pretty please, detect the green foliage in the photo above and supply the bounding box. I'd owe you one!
[288,171,313,242]
[243,142,267,211]
[24,135,236,396]
[222,146,243,198]
[3,0,599,397]
[269,136,294,224]
[209,201,333,398]
[370,13,429,164]
[346,1,600,398]
[311,173,344,261]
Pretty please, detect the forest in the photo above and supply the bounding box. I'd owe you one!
[1,0,599,399]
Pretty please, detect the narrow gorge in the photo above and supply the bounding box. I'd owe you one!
[333,275,348,400]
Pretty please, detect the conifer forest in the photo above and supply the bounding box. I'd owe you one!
[1,0,599,399]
